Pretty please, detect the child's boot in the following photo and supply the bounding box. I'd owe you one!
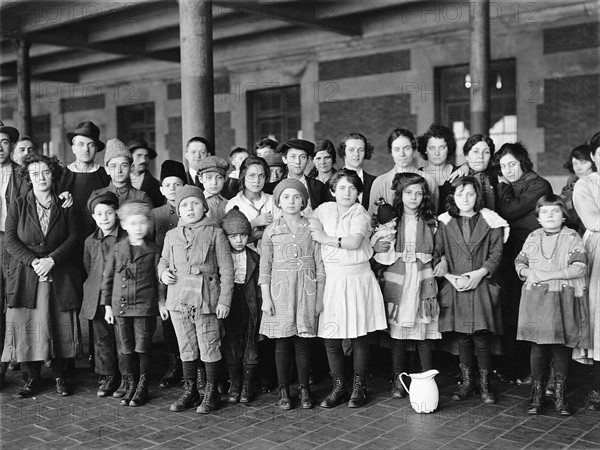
[197,381,220,414]
[97,375,119,397]
[553,375,572,416]
[240,366,256,403]
[227,377,242,404]
[527,378,545,414]
[479,368,495,404]
[298,384,314,409]
[348,373,367,408]
[277,383,292,410]
[170,379,201,412]
[119,374,137,406]
[112,376,129,398]
[197,362,220,414]
[159,353,182,388]
[319,373,348,408]
[587,390,600,410]
[391,372,406,398]
[129,373,149,407]
[452,364,475,401]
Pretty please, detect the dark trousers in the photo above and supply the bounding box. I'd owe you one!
[530,343,571,380]
[162,317,180,354]
[391,339,433,374]
[0,231,7,375]
[275,336,312,385]
[457,332,492,370]
[222,285,258,378]
[91,306,118,376]
[324,335,370,376]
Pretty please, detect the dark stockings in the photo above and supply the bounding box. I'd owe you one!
[391,339,433,374]
[275,336,312,385]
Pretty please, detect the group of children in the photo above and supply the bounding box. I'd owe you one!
[11,127,591,421]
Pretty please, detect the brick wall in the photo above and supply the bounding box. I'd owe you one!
[315,94,417,176]
[215,111,234,157]
[543,22,599,54]
[319,50,411,81]
[537,74,600,175]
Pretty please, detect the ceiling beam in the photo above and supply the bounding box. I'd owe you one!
[213,1,362,36]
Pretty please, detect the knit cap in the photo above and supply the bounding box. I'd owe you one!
[175,184,209,215]
[272,178,309,210]
[198,155,229,176]
[87,190,119,213]
[104,138,132,166]
[221,206,252,236]
[117,199,152,220]
[376,198,398,224]
[264,153,285,167]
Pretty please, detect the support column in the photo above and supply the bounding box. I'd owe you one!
[15,36,32,136]
[178,0,214,158]
[470,0,490,135]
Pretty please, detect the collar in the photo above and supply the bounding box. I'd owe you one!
[344,167,363,179]
[178,214,218,229]
[67,162,100,173]
[109,182,132,195]
[189,168,198,180]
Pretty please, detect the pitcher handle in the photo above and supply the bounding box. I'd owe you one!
[399,372,410,395]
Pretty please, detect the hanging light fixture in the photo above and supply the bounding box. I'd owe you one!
[464,74,472,89]
[496,74,502,89]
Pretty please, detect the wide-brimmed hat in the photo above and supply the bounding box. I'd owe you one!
[279,138,315,158]
[0,120,19,143]
[66,121,105,151]
[127,139,157,159]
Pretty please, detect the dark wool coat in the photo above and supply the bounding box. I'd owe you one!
[434,210,507,334]
[101,238,161,317]
[151,203,178,250]
[80,227,127,320]
[361,171,376,211]
[5,191,82,311]
[239,247,261,324]
[497,170,552,327]
[139,171,165,208]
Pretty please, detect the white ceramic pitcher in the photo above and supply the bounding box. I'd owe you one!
[399,369,439,414]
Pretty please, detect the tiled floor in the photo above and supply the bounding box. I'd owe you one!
[1,351,599,449]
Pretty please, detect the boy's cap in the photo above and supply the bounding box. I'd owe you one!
[279,138,315,158]
[127,139,157,159]
[104,138,132,166]
[198,155,229,176]
[87,190,119,213]
[175,184,208,214]
[264,153,285,167]
[66,121,104,151]
[221,206,252,236]
[117,199,152,220]
[272,178,309,210]
[160,159,187,184]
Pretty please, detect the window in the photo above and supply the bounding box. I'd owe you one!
[117,102,156,170]
[435,59,516,163]
[247,86,301,146]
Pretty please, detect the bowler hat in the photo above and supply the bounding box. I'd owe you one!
[127,139,157,159]
[66,121,105,151]
[279,138,315,158]
[0,120,19,143]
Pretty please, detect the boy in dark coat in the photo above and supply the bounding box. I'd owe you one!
[82,191,126,398]
[102,200,167,407]
[151,160,187,388]
[221,206,261,403]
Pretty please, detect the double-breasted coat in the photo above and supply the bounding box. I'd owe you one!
[434,210,508,334]
[5,190,82,311]
[80,226,127,320]
[101,238,161,317]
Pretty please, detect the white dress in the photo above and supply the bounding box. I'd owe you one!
[312,202,387,339]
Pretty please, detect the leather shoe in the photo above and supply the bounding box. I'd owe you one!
[55,378,72,396]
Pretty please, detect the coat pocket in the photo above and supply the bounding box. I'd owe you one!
[438,281,454,308]
[488,282,501,308]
